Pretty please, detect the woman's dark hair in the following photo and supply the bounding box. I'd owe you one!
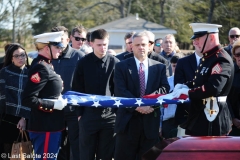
[3,43,30,68]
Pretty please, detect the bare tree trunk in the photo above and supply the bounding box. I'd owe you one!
[160,0,165,25]
[127,0,132,17]
[9,0,16,42]
[207,0,216,23]
[119,0,125,18]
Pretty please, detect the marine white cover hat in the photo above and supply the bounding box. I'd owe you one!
[33,31,64,47]
[189,23,222,40]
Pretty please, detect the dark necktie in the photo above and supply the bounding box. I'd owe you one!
[139,63,145,97]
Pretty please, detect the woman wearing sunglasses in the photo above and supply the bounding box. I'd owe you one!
[0,43,30,156]
[227,40,240,136]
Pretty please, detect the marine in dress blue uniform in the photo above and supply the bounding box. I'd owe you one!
[173,23,234,136]
[22,31,67,160]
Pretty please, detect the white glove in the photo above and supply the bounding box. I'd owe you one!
[173,83,189,92]
[157,93,174,100]
[174,83,183,91]
[181,84,189,89]
[53,96,67,110]
[172,88,189,98]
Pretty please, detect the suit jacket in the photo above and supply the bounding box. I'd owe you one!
[116,51,130,61]
[114,57,170,139]
[223,45,232,57]
[174,53,197,85]
[174,53,197,125]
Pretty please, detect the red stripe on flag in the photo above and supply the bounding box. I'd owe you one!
[143,94,188,100]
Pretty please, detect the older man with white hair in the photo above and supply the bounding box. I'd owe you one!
[160,34,183,76]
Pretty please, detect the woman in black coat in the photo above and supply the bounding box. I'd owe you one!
[228,40,240,136]
[0,43,30,158]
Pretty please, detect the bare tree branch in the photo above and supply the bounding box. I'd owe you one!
[78,1,125,18]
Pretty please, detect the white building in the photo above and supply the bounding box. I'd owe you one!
[89,15,177,51]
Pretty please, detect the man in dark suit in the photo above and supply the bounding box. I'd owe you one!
[114,31,170,160]
[224,27,240,56]
[174,41,202,129]
[116,31,135,61]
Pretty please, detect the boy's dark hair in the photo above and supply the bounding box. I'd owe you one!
[124,31,135,41]
[51,26,68,36]
[71,25,87,36]
[90,29,109,42]
[86,32,91,42]
[170,55,180,64]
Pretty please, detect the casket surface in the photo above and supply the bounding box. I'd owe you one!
[157,136,240,160]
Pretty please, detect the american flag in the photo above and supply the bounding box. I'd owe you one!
[63,91,189,108]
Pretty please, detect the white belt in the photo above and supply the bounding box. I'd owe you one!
[217,96,227,102]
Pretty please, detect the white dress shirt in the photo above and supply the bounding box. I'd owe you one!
[195,52,202,66]
[134,57,148,88]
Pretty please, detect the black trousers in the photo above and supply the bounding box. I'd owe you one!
[114,114,159,160]
[65,107,80,160]
[79,120,115,160]
[66,114,79,160]
[162,118,178,139]
[0,114,21,160]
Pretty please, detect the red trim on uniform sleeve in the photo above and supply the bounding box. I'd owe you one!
[189,87,201,92]
[38,104,53,113]
[202,85,205,92]
[30,72,41,83]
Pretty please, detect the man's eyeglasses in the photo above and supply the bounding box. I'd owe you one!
[155,43,161,47]
[234,53,240,57]
[230,35,240,39]
[126,42,132,45]
[73,36,86,42]
[13,53,26,59]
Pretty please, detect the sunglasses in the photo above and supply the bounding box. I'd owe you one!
[13,53,26,59]
[230,35,240,39]
[73,36,86,42]
[155,43,161,47]
[234,53,240,58]
[149,41,154,45]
